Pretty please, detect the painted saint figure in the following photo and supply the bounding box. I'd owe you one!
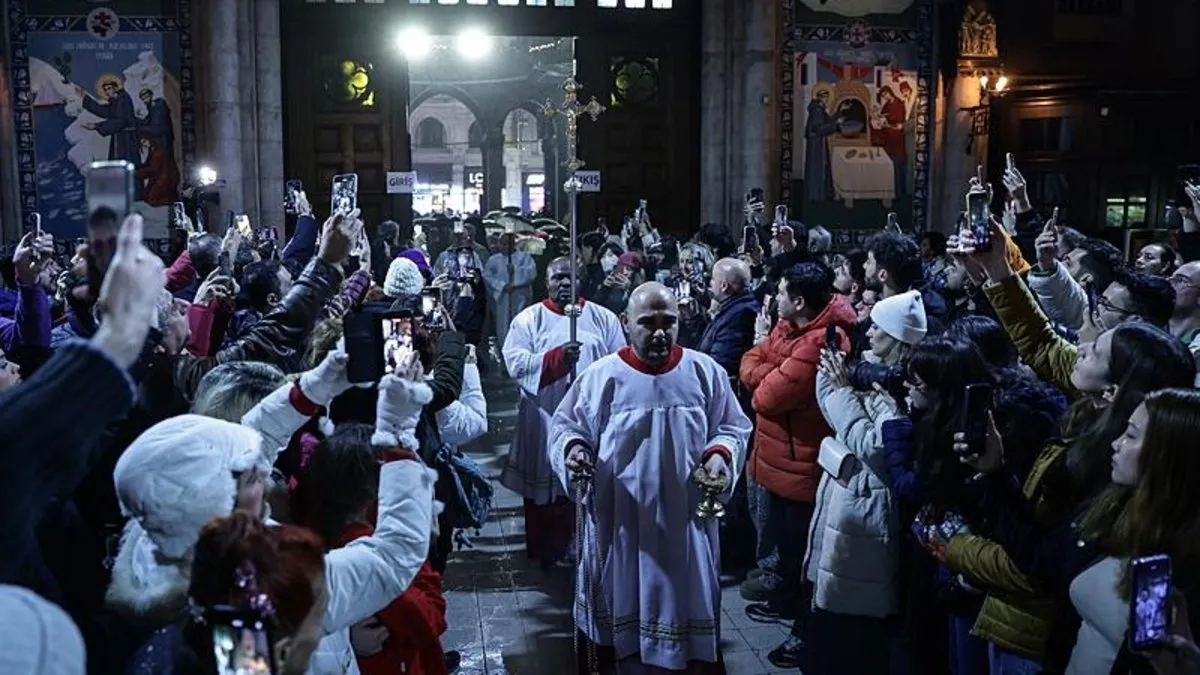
[871,85,908,198]
[136,87,175,156]
[803,85,843,202]
[76,78,141,174]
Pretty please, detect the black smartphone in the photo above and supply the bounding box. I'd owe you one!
[745,188,765,212]
[1129,554,1172,652]
[826,324,839,353]
[1085,279,1099,320]
[331,173,358,214]
[25,213,43,261]
[284,179,303,213]
[345,310,415,384]
[743,225,759,252]
[85,160,135,297]
[958,383,994,456]
[206,606,278,675]
[966,190,992,252]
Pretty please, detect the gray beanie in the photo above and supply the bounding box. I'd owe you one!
[384,257,425,298]
[0,585,85,674]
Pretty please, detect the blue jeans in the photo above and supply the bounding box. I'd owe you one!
[989,644,1042,675]
[747,473,778,582]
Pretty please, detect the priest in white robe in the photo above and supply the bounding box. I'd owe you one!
[549,282,752,674]
[483,231,538,352]
[502,257,626,566]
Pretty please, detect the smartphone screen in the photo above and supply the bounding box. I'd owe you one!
[85,161,134,220]
[381,316,413,375]
[421,294,436,317]
[331,173,358,214]
[170,202,186,229]
[742,225,757,251]
[966,191,992,252]
[236,214,253,237]
[344,311,381,384]
[284,179,303,212]
[85,161,134,296]
[774,205,788,225]
[1129,554,1172,651]
[958,383,994,455]
[209,613,275,675]
[826,324,838,353]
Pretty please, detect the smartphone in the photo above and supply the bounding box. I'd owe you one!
[452,220,465,235]
[420,291,437,318]
[677,279,692,300]
[331,173,358,214]
[25,213,43,262]
[381,316,414,376]
[745,188,765,212]
[236,214,253,238]
[1085,279,1099,319]
[1129,554,1172,652]
[774,205,788,225]
[958,383,994,456]
[1005,152,1016,172]
[344,310,414,384]
[636,199,649,224]
[886,212,901,233]
[206,607,277,675]
[966,190,992,252]
[170,201,187,230]
[826,324,839,353]
[284,179,303,213]
[85,160,135,297]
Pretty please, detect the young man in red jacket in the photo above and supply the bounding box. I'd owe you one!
[739,262,856,628]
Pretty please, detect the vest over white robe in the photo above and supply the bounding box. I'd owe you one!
[549,346,752,670]
[483,250,538,349]
[501,298,626,503]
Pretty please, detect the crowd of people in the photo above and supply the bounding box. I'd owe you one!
[2,162,1200,675]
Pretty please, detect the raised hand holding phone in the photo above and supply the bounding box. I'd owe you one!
[1002,152,1031,212]
[1034,207,1060,272]
[885,212,901,234]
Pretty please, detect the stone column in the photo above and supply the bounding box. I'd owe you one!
[201,0,245,227]
[254,0,285,234]
[482,130,505,214]
[933,71,987,234]
[699,0,777,228]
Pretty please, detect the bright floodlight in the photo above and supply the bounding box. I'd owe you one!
[197,166,217,186]
[456,28,492,60]
[399,27,433,60]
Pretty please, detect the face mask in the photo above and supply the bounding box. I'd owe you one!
[601,256,618,273]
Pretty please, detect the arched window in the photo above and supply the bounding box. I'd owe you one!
[416,117,446,148]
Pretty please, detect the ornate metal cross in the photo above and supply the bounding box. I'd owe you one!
[540,77,606,172]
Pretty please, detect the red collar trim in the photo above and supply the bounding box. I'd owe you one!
[542,297,586,315]
[619,344,684,375]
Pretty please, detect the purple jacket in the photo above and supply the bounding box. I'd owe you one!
[0,281,51,352]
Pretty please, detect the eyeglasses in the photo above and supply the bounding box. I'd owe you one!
[1093,294,1136,317]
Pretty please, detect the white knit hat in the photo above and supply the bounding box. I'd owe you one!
[107,415,265,618]
[0,585,85,675]
[384,257,425,298]
[870,289,928,345]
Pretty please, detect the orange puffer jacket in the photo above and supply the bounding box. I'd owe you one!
[739,295,858,503]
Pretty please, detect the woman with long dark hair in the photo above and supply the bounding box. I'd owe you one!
[938,221,1197,674]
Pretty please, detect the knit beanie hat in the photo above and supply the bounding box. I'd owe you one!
[395,248,431,279]
[384,257,425,298]
[0,585,85,675]
[870,289,928,345]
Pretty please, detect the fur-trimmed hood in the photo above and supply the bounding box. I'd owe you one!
[107,414,266,619]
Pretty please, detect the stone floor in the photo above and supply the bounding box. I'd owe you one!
[441,374,796,675]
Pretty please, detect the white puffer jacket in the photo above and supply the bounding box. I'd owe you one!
[434,362,488,446]
[802,368,902,619]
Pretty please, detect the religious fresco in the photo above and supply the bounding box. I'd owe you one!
[7,1,194,247]
[780,0,934,246]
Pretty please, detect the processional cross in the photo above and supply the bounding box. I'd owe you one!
[539,77,606,348]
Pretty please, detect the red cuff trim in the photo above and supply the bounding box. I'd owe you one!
[380,448,419,463]
[289,383,322,418]
[700,445,732,465]
[540,346,570,388]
